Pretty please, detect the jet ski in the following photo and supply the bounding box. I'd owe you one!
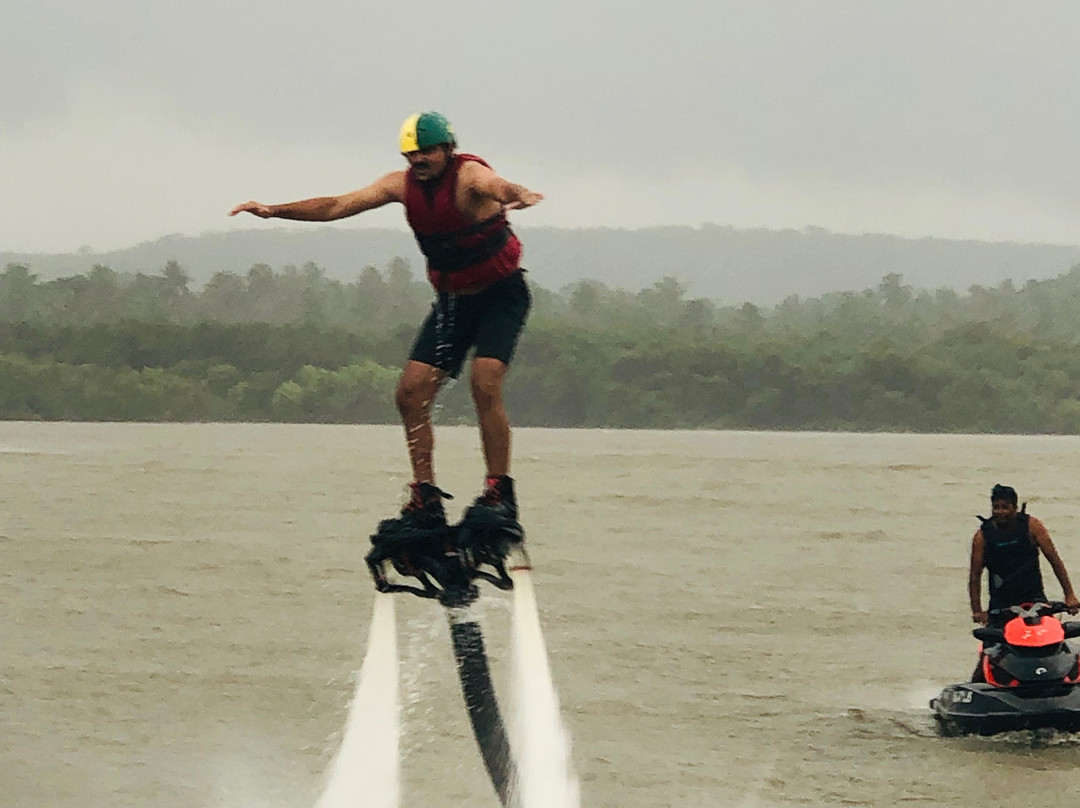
[931,601,1080,736]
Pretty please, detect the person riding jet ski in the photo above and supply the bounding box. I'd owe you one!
[969,483,1079,628]
[931,487,1080,735]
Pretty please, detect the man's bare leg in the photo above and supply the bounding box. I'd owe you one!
[471,357,511,477]
[396,360,446,483]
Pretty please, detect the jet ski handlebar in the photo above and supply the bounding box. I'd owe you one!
[974,602,1080,643]
[987,601,1071,620]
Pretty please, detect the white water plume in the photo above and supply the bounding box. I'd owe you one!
[313,593,400,808]
[509,568,581,808]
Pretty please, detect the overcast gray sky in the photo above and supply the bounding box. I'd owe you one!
[3,0,1079,253]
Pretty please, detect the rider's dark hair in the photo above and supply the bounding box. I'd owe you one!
[991,484,1018,505]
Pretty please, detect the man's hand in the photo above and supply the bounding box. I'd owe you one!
[972,609,988,625]
[505,190,544,210]
[1066,594,1080,614]
[229,201,273,218]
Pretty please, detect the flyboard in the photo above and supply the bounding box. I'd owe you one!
[359,508,537,807]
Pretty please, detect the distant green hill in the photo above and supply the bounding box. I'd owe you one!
[5,224,1079,306]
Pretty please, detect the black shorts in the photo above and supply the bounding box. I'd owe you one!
[408,271,531,378]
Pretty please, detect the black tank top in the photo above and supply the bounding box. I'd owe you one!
[981,512,1045,611]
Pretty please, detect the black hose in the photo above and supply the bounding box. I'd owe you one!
[447,612,517,807]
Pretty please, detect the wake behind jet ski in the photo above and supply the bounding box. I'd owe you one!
[931,602,1080,736]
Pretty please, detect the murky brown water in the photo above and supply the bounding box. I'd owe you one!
[5,423,1080,808]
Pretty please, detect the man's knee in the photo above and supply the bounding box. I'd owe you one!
[395,380,418,416]
[471,359,507,411]
[397,364,441,416]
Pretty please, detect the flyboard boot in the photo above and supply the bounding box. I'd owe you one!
[366,482,473,602]
[455,475,529,592]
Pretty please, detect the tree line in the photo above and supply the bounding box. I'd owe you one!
[5,259,1080,431]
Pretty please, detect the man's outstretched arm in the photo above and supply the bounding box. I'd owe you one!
[229,172,406,221]
[460,161,543,210]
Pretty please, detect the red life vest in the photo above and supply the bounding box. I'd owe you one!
[404,153,522,292]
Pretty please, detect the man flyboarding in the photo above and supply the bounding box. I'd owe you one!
[230,112,542,544]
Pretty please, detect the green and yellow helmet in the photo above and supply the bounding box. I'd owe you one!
[399,111,456,154]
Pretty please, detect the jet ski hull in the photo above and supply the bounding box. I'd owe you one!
[931,681,1080,736]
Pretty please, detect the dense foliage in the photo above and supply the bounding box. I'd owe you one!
[5,259,1080,432]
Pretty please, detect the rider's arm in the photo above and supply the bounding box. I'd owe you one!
[1030,517,1080,610]
[969,529,987,623]
[459,160,543,209]
[229,172,406,221]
